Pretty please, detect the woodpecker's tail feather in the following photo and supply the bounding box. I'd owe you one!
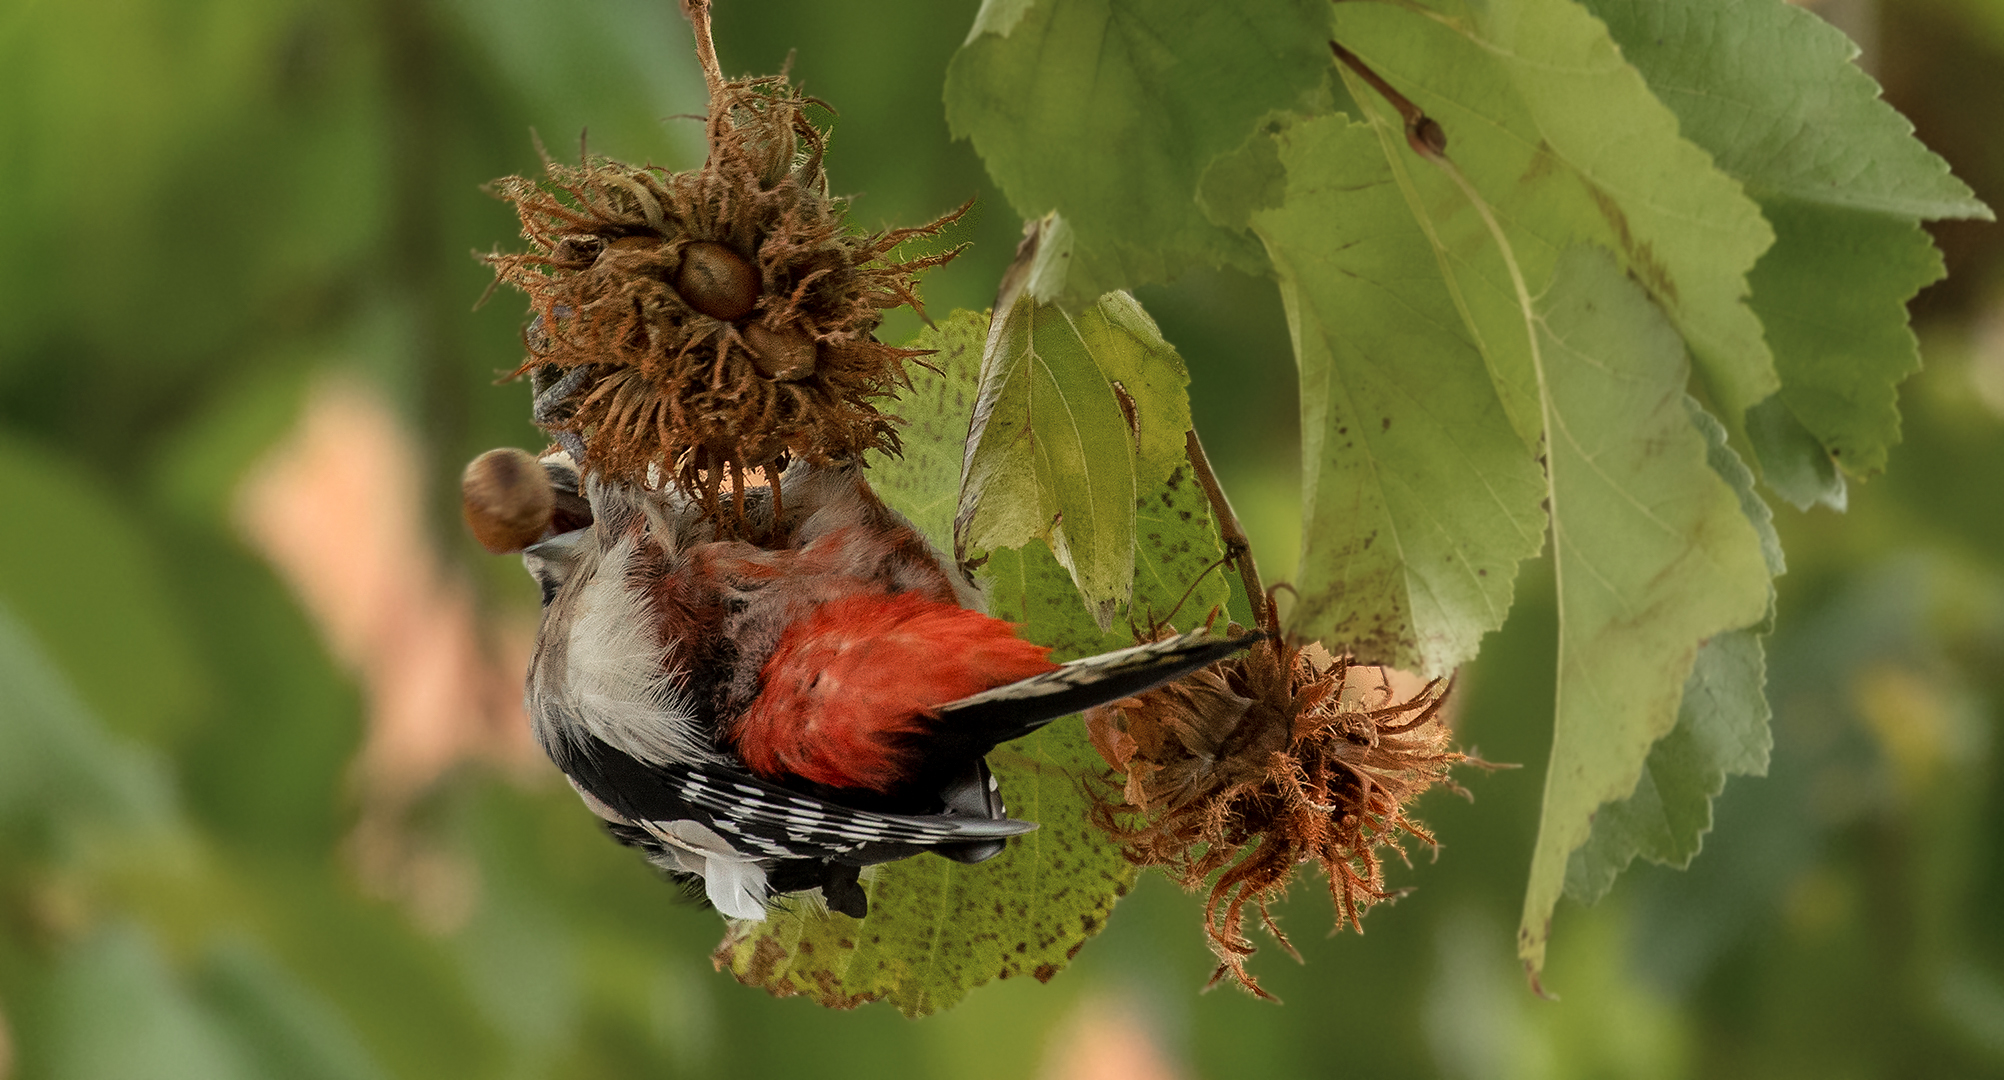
[930,758,1011,865]
[932,630,1261,747]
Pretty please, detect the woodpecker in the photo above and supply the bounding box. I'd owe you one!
[464,444,1255,921]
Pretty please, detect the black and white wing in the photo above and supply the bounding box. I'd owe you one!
[549,729,1031,920]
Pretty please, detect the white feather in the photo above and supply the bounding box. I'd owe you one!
[701,859,770,921]
[563,535,727,768]
[643,819,770,920]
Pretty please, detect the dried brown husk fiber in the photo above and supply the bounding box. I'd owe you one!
[1087,634,1469,999]
[485,1,964,512]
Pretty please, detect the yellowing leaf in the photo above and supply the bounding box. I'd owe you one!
[957,257,1194,628]
[1565,401,1784,902]
[1328,0,1778,440]
[1518,247,1772,980]
[1209,113,1546,675]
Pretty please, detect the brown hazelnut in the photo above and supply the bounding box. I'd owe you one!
[744,322,820,381]
[461,447,555,553]
[675,240,760,321]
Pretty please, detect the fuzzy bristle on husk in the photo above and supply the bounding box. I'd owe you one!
[1086,636,1469,999]
[484,3,965,510]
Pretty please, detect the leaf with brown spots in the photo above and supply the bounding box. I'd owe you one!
[715,306,1229,1016]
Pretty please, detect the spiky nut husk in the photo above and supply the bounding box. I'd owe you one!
[485,70,966,513]
[1086,634,1466,999]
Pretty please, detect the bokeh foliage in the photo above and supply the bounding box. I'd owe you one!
[3,0,2004,1077]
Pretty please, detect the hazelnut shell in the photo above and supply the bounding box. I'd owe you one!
[462,448,555,553]
[744,322,820,381]
[675,241,760,321]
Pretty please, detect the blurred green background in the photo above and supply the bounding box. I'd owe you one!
[3,0,2003,1076]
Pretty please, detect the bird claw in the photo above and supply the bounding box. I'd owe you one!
[528,352,597,469]
[529,361,596,427]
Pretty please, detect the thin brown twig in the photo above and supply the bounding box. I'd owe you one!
[1328,40,1447,159]
[1184,429,1267,632]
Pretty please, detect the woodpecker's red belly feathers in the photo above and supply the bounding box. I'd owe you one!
[734,591,1061,790]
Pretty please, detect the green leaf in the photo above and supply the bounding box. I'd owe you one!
[956,286,1195,629]
[1328,0,1779,437]
[1745,394,1847,512]
[44,924,262,1080]
[1582,0,1988,219]
[866,309,989,545]
[1750,201,1944,481]
[721,305,1231,1016]
[1564,401,1783,903]
[1210,112,1547,674]
[1517,246,1773,980]
[965,0,1039,39]
[441,0,709,169]
[193,939,395,1080]
[1584,0,1992,493]
[945,0,1334,307]
[1563,628,1769,902]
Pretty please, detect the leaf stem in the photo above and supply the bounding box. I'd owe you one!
[1184,429,1270,636]
[1328,42,1446,159]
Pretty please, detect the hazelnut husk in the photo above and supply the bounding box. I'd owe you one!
[483,3,966,516]
[1087,629,1470,999]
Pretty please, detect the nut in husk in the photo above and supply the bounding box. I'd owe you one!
[675,240,761,321]
[1087,630,1475,999]
[484,2,966,516]
[744,321,819,381]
